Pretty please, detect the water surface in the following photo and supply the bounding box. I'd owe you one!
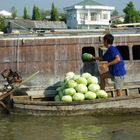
[0,114,140,140]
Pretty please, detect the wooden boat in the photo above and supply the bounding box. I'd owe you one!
[0,31,140,116]
[0,81,140,116]
[9,94,140,116]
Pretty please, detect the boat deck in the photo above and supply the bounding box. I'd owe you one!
[106,83,140,97]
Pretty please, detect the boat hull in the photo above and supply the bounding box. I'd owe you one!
[11,95,140,116]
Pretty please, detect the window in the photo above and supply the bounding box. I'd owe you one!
[82,47,95,56]
[132,45,140,60]
[82,46,95,62]
[80,13,88,20]
[67,13,72,20]
[82,47,99,76]
[91,12,97,21]
[116,46,130,60]
[103,14,108,20]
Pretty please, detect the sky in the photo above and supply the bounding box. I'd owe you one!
[0,0,139,16]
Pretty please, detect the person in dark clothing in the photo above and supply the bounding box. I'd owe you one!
[93,33,126,96]
[3,22,12,33]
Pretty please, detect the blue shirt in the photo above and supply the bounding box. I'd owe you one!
[103,45,126,76]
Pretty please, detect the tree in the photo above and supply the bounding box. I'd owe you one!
[0,15,5,30]
[123,1,140,23]
[59,11,67,22]
[111,10,123,27]
[111,19,123,27]
[134,10,140,22]
[32,5,41,20]
[40,9,50,20]
[23,6,30,19]
[50,3,59,21]
[11,6,17,19]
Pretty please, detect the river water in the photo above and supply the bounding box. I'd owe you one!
[0,114,140,140]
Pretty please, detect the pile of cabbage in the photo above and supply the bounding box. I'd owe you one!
[55,72,108,102]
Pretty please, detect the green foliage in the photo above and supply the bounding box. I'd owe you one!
[32,5,41,20]
[50,3,59,21]
[40,9,50,20]
[0,15,5,29]
[11,6,17,19]
[59,12,67,22]
[123,1,140,23]
[23,6,30,19]
[111,19,123,27]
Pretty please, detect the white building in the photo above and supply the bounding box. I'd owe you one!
[64,0,115,29]
[0,10,11,17]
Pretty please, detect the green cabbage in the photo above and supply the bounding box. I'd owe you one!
[65,80,77,88]
[86,76,98,85]
[54,95,61,101]
[60,82,66,89]
[73,93,85,101]
[82,53,93,61]
[82,72,92,79]
[88,84,100,92]
[55,72,109,102]
[75,77,87,85]
[85,91,97,100]
[56,87,61,92]
[62,95,72,102]
[58,90,64,100]
[96,90,108,99]
[72,74,81,81]
[65,72,75,79]
[75,84,88,93]
[64,88,76,96]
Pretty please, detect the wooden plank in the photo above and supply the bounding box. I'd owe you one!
[13,96,31,101]
[106,84,140,97]
[27,89,57,99]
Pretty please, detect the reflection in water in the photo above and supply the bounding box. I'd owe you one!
[0,114,140,140]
